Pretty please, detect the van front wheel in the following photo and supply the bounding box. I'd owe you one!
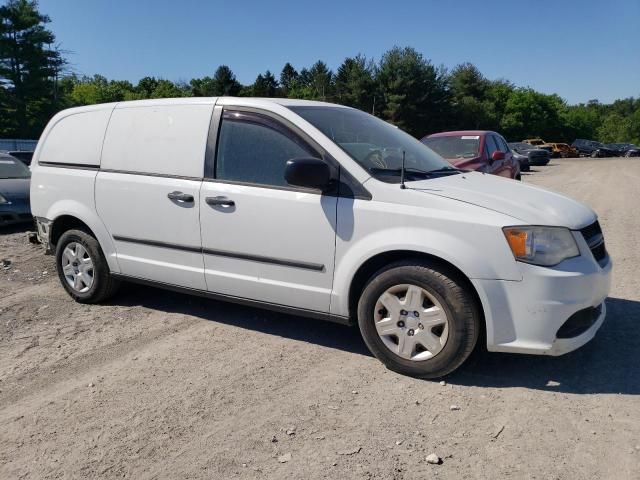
[357,261,479,379]
[55,229,119,303]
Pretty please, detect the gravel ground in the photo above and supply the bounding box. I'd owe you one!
[1,157,639,479]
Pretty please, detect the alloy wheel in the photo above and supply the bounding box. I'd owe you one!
[373,284,449,361]
[61,242,94,293]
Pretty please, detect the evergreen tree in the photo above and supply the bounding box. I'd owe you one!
[279,62,298,96]
[334,55,375,112]
[0,0,66,137]
[251,70,278,97]
[376,47,450,136]
[211,65,241,96]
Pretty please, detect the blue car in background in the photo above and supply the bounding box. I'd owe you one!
[0,153,32,226]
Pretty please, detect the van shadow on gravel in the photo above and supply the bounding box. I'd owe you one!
[113,283,371,356]
[112,286,639,395]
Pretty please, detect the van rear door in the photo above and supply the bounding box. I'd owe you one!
[95,100,214,290]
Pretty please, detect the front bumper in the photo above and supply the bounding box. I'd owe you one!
[473,239,612,356]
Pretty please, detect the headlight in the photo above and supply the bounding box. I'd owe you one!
[503,226,579,266]
[0,193,9,204]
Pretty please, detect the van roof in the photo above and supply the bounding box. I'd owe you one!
[56,97,348,116]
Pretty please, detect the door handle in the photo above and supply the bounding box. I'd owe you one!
[167,191,194,202]
[205,196,235,207]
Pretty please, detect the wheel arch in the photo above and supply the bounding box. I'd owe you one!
[45,206,120,273]
[50,215,96,246]
[347,250,486,340]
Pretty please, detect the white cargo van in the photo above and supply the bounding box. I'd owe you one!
[30,98,612,377]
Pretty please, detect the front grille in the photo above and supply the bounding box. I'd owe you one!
[579,221,608,266]
[556,304,603,338]
[580,220,602,240]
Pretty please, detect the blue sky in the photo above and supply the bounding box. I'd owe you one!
[37,0,639,105]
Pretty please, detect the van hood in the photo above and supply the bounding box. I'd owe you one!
[408,172,595,229]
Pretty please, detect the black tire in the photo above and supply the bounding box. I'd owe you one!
[55,228,120,303]
[357,261,480,379]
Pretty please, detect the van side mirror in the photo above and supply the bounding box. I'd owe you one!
[491,151,505,162]
[285,158,332,190]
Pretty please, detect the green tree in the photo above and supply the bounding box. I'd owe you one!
[250,70,278,97]
[376,47,450,136]
[597,113,631,143]
[334,55,375,112]
[0,0,66,137]
[500,88,566,141]
[308,60,333,100]
[190,76,216,96]
[211,65,241,96]
[447,63,492,130]
[279,62,298,96]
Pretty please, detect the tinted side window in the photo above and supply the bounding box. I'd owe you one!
[216,111,318,187]
[484,135,498,157]
[494,135,509,152]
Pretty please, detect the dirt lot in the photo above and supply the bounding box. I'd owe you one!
[1,157,639,479]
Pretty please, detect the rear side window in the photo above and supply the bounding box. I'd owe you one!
[101,103,214,178]
[216,111,318,188]
[39,108,113,166]
[494,135,509,152]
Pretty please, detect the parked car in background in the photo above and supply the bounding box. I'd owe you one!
[508,142,552,166]
[549,143,579,158]
[623,145,640,157]
[591,143,621,158]
[572,139,602,157]
[1,150,35,165]
[522,138,554,155]
[510,149,530,172]
[605,143,639,157]
[422,131,520,180]
[0,153,32,226]
[30,97,611,378]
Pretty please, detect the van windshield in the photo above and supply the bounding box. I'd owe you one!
[0,157,30,179]
[289,106,457,182]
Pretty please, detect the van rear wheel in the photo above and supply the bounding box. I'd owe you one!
[55,229,119,303]
[357,261,479,379]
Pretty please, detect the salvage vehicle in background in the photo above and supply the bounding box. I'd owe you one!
[623,145,640,157]
[590,143,621,158]
[422,130,520,180]
[549,143,578,158]
[572,139,602,157]
[606,143,640,157]
[0,153,32,226]
[30,97,611,378]
[522,138,554,155]
[508,142,551,166]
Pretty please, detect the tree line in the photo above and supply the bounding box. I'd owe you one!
[2,0,639,145]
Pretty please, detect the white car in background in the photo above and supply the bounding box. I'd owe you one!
[29,97,612,378]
